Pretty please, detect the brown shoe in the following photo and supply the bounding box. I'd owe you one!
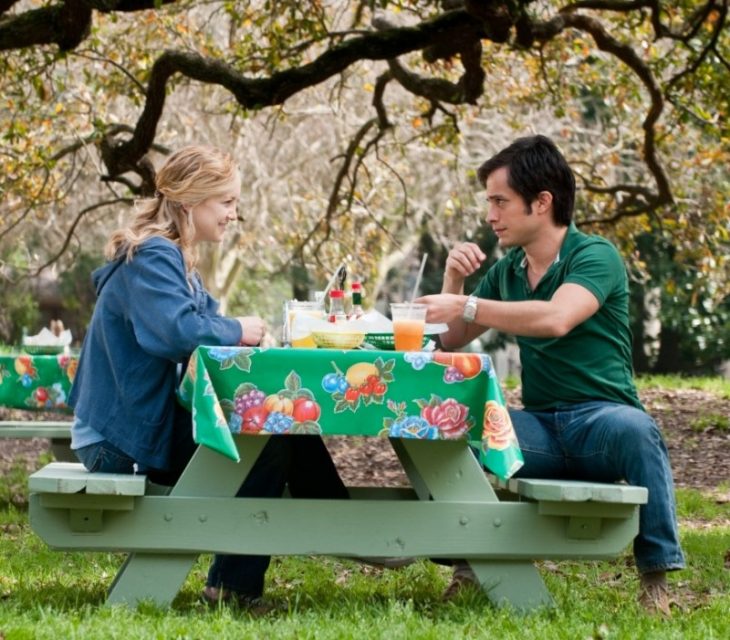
[201,585,273,615]
[442,564,479,601]
[638,572,672,617]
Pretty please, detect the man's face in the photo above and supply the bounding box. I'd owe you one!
[484,167,538,248]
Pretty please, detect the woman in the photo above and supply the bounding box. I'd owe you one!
[70,145,347,608]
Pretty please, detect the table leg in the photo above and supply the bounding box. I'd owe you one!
[394,439,554,611]
[105,435,270,607]
[468,560,554,611]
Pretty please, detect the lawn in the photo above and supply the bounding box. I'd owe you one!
[1,464,728,639]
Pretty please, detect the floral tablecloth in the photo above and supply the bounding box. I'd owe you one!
[0,352,78,412]
[178,346,523,480]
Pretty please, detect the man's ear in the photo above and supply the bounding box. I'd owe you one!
[534,190,553,215]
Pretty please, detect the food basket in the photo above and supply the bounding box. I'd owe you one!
[364,333,434,350]
[312,331,365,350]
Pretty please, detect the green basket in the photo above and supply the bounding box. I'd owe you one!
[21,345,65,355]
[364,333,433,350]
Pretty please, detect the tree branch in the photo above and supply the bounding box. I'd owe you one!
[527,11,673,214]
[104,10,484,180]
[32,197,133,276]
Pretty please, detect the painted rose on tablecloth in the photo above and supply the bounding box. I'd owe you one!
[388,415,439,439]
[382,394,475,440]
[421,398,471,439]
[14,355,37,387]
[57,354,78,382]
[482,399,515,450]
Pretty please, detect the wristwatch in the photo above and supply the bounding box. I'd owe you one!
[462,295,478,323]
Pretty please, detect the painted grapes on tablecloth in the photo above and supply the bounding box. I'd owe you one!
[220,370,322,435]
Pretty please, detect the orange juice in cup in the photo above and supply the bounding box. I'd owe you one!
[390,303,427,351]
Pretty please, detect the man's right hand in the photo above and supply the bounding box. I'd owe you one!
[443,242,487,292]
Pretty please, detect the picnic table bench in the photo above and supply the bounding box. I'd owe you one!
[27,347,648,611]
[0,420,73,461]
[29,441,646,611]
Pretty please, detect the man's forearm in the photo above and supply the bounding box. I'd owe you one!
[441,272,465,295]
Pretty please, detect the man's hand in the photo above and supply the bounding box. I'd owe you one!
[442,242,487,294]
[445,242,486,278]
[415,293,468,324]
[237,316,266,345]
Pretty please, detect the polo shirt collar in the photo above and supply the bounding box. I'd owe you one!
[516,222,581,269]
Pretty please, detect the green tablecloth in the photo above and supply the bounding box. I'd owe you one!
[178,346,524,480]
[0,352,78,413]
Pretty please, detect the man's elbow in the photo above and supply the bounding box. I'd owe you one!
[547,317,576,338]
[440,331,466,351]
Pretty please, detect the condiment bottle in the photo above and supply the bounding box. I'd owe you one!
[350,281,364,318]
[328,289,347,323]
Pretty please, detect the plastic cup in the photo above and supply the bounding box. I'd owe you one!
[390,303,427,351]
[286,301,324,348]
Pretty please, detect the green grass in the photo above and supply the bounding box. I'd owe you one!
[689,413,730,433]
[635,374,730,399]
[1,467,728,638]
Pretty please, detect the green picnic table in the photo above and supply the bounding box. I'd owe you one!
[0,350,75,459]
[28,346,646,611]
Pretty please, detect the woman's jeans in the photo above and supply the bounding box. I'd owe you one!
[76,435,348,598]
[205,435,348,598]
[510,401,685,574]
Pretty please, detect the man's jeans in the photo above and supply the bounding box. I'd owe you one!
[509,401,685,574]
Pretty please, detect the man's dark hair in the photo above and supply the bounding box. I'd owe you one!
[477,135,575,226]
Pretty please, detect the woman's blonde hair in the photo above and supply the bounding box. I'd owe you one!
[105,145,237,272]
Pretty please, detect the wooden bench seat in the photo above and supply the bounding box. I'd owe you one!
[0,420,73,461]
[28,455,648,610]
[0,420,71,439]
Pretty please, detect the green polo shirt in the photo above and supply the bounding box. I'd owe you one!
[473,224,643,411]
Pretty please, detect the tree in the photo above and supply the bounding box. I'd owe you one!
[1,1,727,369]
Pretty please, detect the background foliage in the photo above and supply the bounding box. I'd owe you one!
[0,0,728,372]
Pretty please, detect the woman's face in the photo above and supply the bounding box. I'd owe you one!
[190,174,241,245]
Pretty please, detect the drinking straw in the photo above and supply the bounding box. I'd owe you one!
[409,253,428,306]
[321,261,346,307]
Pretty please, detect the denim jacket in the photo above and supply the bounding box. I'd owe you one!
[69,237,242,470]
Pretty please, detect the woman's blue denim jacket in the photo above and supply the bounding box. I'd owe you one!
[69,237,242,471]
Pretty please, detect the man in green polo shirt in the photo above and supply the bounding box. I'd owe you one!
[417,135,684,616]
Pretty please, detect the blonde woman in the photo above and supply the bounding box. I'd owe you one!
[70,146,347,609]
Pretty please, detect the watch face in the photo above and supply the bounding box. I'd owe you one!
[463,296,477,322]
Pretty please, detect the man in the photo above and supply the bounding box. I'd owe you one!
[417,135,684,616]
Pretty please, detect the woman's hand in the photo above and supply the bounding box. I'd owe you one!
[237,316,266,346]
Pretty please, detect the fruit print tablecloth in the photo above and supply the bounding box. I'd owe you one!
[178,346,524,481]
[0,352,78,412]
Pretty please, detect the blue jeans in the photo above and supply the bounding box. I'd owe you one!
[510,401,685,574]
[77,435,348,598]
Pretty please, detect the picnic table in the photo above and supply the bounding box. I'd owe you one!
[0,350,76,459]
[28,346,646,611]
